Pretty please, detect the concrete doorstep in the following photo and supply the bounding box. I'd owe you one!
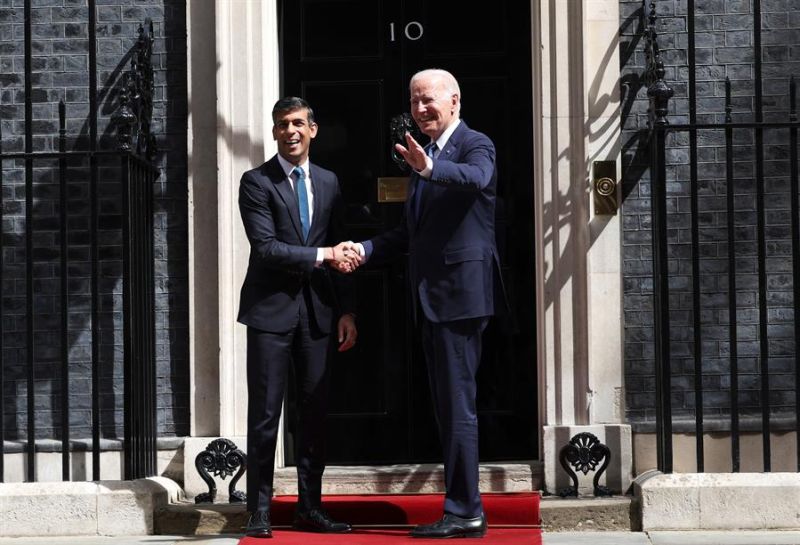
[635,471,800,531]
[0,477,183,537]
[540,496,636,532]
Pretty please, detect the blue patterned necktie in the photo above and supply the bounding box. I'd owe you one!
[293,166,310,241]
[413,143,436,219]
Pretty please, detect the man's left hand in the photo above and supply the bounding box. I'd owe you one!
[337,313,357,352]
[394,132,429,172]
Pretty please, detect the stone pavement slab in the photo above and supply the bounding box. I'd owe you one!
[0,537,240,545]
[543,531,652,545]
[6,531,800,545]
[649,531,800,545]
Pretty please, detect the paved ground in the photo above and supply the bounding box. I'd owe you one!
[3,532,800,545]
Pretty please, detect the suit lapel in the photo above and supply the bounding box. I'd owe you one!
[412,123,467,226]
[265,157,304,242]
[441,120,467,160]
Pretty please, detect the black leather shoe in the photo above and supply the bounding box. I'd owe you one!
[293,507,352,533]
[410,513,487,539]
[245,510,272,538]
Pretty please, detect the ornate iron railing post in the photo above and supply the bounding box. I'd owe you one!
[642,0,674,474]
[114,73,137,151]
[115,17,159,480]
[643,3,673,128]
[113,18,157,159]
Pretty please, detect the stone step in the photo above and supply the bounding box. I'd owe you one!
[540,496,636,532]
[186,462,542,500]
[155,497,635,534]
[160,462,634,534]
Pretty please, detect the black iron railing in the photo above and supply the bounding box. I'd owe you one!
[644,0,800,473]
[0,3,158,481]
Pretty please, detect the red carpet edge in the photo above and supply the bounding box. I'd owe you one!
[263,492,541,527]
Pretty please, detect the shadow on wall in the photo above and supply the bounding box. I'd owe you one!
[1,7,189,462]
[538,0,624,417]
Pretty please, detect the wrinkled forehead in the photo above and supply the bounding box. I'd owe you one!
[410,76,449,97]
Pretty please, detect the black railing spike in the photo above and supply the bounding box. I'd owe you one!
[725,77,732,123]
[58,100,66,136]
[791,76,796,120]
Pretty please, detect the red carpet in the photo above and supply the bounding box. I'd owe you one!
[239,528,542,544]
[236,493,541,543]
[260,492,540,527]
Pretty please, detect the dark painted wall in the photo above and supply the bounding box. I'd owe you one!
[621,0,800,430]
[0,0,188,443]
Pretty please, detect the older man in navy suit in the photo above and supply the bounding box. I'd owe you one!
[349,69,505,539]
[238,97,361,538]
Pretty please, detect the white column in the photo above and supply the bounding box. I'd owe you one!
[215,0,279,440]
[534,0,629,494]
[535,0,591,429]
[584,0,624,426]
[187,0,220,439]
[185,0,281,499]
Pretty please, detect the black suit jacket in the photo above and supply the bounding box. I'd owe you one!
[237,155,354,334]
[366,121,507,322]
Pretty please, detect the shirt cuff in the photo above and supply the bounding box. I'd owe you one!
[416,155,433,179]
[315,247,325,267]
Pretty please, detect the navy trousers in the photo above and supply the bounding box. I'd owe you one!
[245,300,331,513]
[421,315,489,519]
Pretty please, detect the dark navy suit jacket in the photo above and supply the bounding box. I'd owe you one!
[238,155,354,334]
[364,121,506,322]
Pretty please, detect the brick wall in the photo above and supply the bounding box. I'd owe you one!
[0,0,188,441]
[621,0,800,429]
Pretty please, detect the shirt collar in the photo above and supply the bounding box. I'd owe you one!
[432,118,461,152]
[277,155,309,179]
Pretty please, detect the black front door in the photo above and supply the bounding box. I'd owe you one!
[280,0,537,464]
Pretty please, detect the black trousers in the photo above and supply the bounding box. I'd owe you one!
[246,301,332,513]
[420,315,489,519]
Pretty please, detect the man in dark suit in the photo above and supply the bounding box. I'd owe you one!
[348,69,505,539]
[238,97,361,538]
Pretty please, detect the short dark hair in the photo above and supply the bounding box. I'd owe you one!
[272,96,315,124]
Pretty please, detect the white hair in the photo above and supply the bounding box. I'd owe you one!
[410,68,462,113]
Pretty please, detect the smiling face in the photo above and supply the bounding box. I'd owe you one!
[272,107,318,165]
[409,74,459,140]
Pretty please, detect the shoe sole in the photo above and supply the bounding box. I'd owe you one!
[409,530,488,539]
[292,525,352,533]
[244,530,273,538]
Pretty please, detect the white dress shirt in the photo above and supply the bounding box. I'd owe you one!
[276,155,325,264]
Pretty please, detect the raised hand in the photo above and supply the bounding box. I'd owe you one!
[394,132,429,172]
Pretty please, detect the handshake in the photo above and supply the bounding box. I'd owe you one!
[323,241,365,273]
